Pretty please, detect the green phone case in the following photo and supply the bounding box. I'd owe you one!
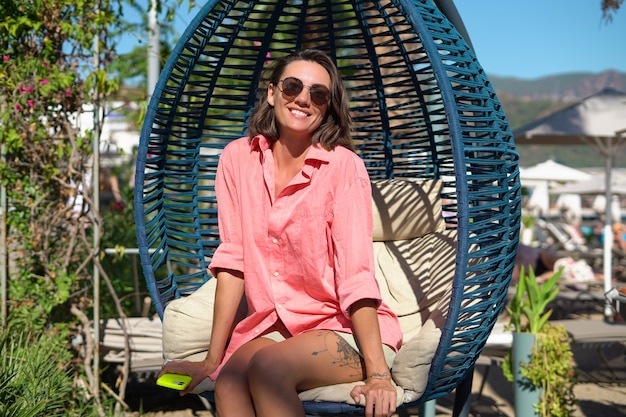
[156,373,192,390]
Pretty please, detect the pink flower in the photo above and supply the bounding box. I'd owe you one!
[14,103,22,112]
[253,41,270,64]
[39,79,49,85]
[27,99,34,107]
[65,88,71,97]
[42,62,49,67]
[3,55,9,63]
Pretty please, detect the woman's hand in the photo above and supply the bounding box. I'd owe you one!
[158,358,218,396]
[350,374,397,417]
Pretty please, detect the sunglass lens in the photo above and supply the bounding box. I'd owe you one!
[282,78,303,97]
[310,87,330,106]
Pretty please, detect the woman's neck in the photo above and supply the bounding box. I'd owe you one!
[272,137,311,197]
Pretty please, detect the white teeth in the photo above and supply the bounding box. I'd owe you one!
[291,109,307,117]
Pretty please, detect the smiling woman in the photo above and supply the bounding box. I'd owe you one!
[157,49,403,417]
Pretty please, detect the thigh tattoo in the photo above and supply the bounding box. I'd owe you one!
[311,331,363,373]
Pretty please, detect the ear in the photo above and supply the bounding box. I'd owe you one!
[267,83,276,107]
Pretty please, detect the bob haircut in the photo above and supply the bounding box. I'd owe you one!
[247,49,354,151]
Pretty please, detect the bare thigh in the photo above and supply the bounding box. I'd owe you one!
[248,330,365,392]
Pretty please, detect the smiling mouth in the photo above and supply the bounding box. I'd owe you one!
[291,109,308,118]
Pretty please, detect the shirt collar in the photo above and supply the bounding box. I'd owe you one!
[250,135,272,152]
[249,135,331,165]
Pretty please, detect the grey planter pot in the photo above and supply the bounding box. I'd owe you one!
[512,332,541,417]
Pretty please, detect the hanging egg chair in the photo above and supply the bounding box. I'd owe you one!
[134,0,521,415]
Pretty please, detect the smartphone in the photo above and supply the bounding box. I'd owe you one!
[156,373,192,391]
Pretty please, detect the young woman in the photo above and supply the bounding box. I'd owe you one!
[159,49,402,417]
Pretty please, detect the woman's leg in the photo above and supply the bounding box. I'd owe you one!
[213,337,277,417]
[247,330,365,417]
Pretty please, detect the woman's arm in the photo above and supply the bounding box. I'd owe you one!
[349,299,397,417]
[349,299,390,379]
[205,268,245,368]
[159,268,244,394]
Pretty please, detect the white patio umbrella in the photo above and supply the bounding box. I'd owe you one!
[514,88,626,319]
[550,172,626,196]
[520,159,592,183]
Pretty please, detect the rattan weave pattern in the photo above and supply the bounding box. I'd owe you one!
[134,0,521,413]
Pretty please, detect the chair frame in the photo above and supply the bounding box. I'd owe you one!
[134,1,522,415]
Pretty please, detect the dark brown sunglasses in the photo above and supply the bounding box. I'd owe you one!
[278,77,331,106]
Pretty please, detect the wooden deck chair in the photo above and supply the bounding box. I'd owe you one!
[133,1,522,416]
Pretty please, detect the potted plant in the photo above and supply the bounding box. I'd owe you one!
[502,266,578,417]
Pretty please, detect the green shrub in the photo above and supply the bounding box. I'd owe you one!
[0,324,94,417]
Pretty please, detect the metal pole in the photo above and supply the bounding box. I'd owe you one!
[147,0,161,98]
[602,139,613,320]
[0,142,7,327]
[92,0,102,397]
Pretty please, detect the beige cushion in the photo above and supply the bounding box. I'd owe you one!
[373,230,456,343]
[163,279,217,361]
[298,381,406,407]
[381,230,457,397]
[371,179,445,242]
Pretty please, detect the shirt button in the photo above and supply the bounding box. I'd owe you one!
[277,304,283,309]
[273,271,279,277]
[272,238,278,244]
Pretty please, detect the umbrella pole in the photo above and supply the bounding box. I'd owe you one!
[602,149,614,320]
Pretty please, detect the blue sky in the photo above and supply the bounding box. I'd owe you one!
[122,1,626,80]
[455,0,626,79]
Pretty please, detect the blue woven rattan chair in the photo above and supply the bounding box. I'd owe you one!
[134,0,522,415]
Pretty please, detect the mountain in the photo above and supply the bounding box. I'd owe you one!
[488,70,626,100]
[487,70,626,168]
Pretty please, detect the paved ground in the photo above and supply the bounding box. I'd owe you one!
[124,313,626,417]
[126,340,626,417]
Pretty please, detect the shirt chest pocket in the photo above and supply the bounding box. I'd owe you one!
[292,205,332,267]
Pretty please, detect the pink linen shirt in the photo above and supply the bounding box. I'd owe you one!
[208,135,402,380]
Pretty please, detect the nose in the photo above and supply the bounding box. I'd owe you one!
[294,86,311,106]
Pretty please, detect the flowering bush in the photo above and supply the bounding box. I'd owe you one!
[1,1,122,414]
[1,0,117,328]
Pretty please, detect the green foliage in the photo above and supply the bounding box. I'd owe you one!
[0,325,76,417]
[1,0,111,328]
[502,324,578,417]
[99,171,154,318]
[525,324,578,417]
[507,266,561,334]
[521,214,536,230]
[7,269,74,334]
[1,1,196,413]
[503,267,577,417]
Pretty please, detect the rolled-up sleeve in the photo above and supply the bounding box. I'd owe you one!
[209,145,244,276]
[332,167,382,317]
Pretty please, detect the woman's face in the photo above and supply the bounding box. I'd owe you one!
[267,60,331,141]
